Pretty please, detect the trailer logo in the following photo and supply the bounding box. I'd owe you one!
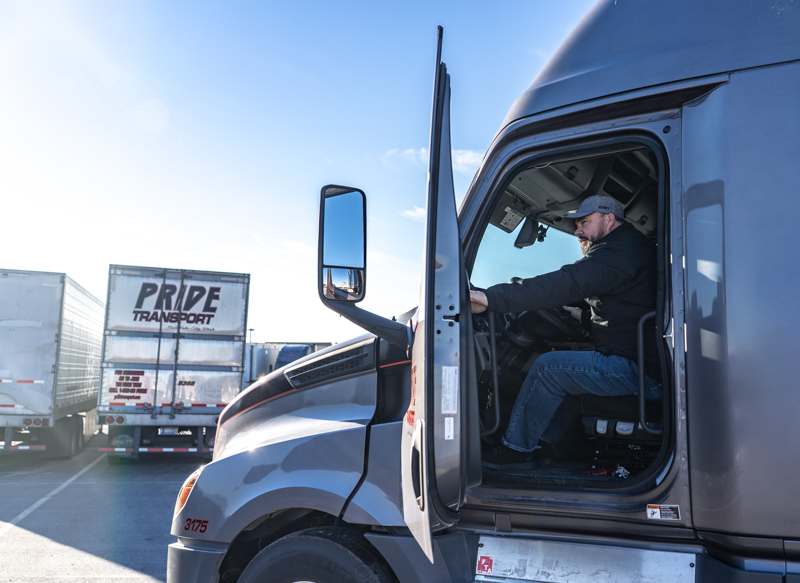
[476,556,494,575]
[131,283,221,325]
[111,434,134,447]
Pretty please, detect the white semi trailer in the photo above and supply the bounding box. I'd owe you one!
[0,269,104,457]
[96,265,250,464]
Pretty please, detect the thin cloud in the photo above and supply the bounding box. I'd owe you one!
[529,47,551,60]
[381,147,427,171]
[401,206,426,222]
[382,147,482,175]
[452,150,483,175]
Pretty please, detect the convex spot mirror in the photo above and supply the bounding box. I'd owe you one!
[318,185,367,303]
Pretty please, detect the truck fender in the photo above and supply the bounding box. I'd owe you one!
[173,422,368,542]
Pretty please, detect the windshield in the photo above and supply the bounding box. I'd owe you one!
[471,223,583,289]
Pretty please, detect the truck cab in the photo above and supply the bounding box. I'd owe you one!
[168,2,800,582]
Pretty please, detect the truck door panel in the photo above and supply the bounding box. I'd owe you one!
[400,28,476,561]
[683,60,800,537]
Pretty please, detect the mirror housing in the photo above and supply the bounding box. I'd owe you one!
[317,184,410,350]
[318,185,367,302]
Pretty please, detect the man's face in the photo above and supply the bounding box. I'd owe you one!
[574,212,616,245]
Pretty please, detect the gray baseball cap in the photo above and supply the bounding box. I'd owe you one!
[565,194,625,221]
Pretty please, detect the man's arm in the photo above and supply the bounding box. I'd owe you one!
[483,255,632,314]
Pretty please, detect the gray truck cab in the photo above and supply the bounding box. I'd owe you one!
[168,2,800,582]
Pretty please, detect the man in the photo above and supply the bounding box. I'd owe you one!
[471,194,662,469]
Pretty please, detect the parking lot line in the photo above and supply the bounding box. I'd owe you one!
[0,454,106,539]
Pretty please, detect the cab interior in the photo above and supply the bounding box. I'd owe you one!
[469,141,671,489]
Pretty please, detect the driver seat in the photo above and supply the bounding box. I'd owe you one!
[580,394,662,474]
[580,394,662,439]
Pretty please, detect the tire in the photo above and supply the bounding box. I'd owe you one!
[237,527,396,583]
[46,417,74,459]
[66,416,82,458]
[73,416,85,455]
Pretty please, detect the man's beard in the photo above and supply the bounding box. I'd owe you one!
[579,238,591,256]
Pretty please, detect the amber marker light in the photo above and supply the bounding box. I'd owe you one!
[174,468,202,517]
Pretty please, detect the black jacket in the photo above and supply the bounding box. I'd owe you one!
[484,222,660,381]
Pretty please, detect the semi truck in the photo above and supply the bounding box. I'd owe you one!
[168,2,800,582]
[97,265,249,463]
[0,269,103,458]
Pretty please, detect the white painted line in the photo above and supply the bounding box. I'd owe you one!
[0,454,106,539]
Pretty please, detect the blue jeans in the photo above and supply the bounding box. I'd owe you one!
[502,350,662,452]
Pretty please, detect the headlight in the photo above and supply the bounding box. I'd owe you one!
[174,468,202,517]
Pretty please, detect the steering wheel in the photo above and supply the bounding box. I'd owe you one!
[502,308,590,348]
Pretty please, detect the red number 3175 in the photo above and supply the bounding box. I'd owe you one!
[184,518,209,533]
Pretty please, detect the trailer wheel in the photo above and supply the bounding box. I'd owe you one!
[46,417,75,459]
[237,527,395,583]
[69,416,84,457]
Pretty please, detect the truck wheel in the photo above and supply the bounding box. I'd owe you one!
[237,527,395,583]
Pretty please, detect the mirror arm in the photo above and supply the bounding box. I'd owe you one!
[324,300,411,350]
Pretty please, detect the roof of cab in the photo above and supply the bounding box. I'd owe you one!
[503,0,800,128]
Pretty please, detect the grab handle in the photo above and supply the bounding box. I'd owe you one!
[481,313,501,437]
[638,311,662,435]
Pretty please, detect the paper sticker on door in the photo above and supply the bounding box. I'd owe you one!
[441,366,458,414]
[444,417,454,440]
[476,555,494,575]
[647,504,681,520]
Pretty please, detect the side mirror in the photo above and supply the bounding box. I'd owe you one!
[318,185,367,303]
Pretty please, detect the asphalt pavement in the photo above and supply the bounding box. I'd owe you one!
[0,433,205,582]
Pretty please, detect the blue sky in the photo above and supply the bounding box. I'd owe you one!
[0,0,596,342]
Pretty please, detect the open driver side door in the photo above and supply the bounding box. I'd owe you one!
[400,27,478,562]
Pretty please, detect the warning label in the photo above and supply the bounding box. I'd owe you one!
[500,207,524,231]
[476,555,494,575]
[647,504,681,520]
[444,417,454,440]
[441,366,458,415]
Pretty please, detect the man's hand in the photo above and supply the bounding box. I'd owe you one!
[562,305,582,322]
[470,291,488,313]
